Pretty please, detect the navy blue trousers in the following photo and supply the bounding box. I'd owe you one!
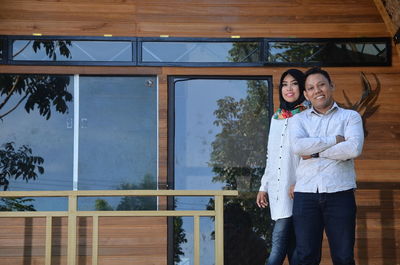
[266,217,297,265]
[292,189,356,265]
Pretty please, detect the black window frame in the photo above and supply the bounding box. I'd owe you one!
[138,37,266,67]
[0,35,392,67]
[0,37,6,64]
[5,35,137,66]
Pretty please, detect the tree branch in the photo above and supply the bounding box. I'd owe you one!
[0,76,21,110]
[0,93,28,120]
[12,40,32,58]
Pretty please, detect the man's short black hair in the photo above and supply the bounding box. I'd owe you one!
[304,67,332,84]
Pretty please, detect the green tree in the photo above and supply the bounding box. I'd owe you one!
[0,40,72,192]
[116,174,157,211]
[228,42,260,63]
[208,79,273,265]
[0,197,35,211]
[0,41,72,211]
[173,215,187,264]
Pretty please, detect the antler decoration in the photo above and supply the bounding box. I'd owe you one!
[338,72,381,137]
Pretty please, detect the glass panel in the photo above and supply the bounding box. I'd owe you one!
[142,41,260,63]
[268,41,388,65]
[12,40,133,62]
[173,78,272,264]
[0,74,74,211]
[78,76,157,211]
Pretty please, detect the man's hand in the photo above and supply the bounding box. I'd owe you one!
[289,185,295,199]
[256,191,268,208]
[336,135,345,144]
[301,155,312,160]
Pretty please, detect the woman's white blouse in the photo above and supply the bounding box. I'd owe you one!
[259,116,299,221]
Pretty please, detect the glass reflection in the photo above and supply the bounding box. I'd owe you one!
[173,78,272,264]
[78,76,157,210]
[0,74,74,211]
[142,41,260,63]
[13,40,133,62]
[268,41,388,65]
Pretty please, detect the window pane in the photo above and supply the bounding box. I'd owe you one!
[142,41,260,63]
[12,40,133,62]
[173,78,272,264]
[268,40,389,65]
[0,74,74,210]
[78,76,157,211]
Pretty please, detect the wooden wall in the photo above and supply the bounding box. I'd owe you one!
[0,0,399,265]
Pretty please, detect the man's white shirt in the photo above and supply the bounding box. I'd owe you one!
[289,103,364,193]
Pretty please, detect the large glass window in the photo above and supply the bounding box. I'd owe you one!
[170,77,273,265]
[0,75,158,211]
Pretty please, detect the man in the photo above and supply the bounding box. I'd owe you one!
[289,67,364,265]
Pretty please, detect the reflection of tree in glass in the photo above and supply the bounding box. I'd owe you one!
[94,174,157,211]
[173,215,187,264]
[0,197,35,211]
[269,42,325,63]
[116,174,157,211]
[14,40,72,60]
[0,74,72,193]
[0,41,72,210]
[0,142,44,191]
[228,42,260,63]
[208,80,273,265]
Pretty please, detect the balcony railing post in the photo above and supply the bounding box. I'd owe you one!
[214,195,224,265]
[45,216,52,265]
[68,193,77,265]
[194,215,200,265]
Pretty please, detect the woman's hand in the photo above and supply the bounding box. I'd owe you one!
[289,185,295,199]
[256,191,268,208]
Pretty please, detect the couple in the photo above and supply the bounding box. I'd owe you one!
[256,67,364,265]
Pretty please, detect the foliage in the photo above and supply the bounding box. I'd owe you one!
[208,79,273,264]
[32,40,72,60]
[0,40,72,194]
[210,79,269,191]
[268,42,327,63]
[116,174,157,211]
[94,199,114,211]
[0,142,44,191]
[228,42,260,63]
[0,74,72,120]
[0,197,35,211]
[173,216,187,263]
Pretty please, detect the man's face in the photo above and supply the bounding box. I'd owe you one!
[304,73,334,113]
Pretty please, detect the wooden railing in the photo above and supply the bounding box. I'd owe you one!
[0,190,238,265]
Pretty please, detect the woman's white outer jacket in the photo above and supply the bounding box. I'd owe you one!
[259,116,300,221]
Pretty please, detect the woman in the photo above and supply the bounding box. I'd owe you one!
[256,69,308,265]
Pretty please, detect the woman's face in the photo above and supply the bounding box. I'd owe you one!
[281,74,301,103]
